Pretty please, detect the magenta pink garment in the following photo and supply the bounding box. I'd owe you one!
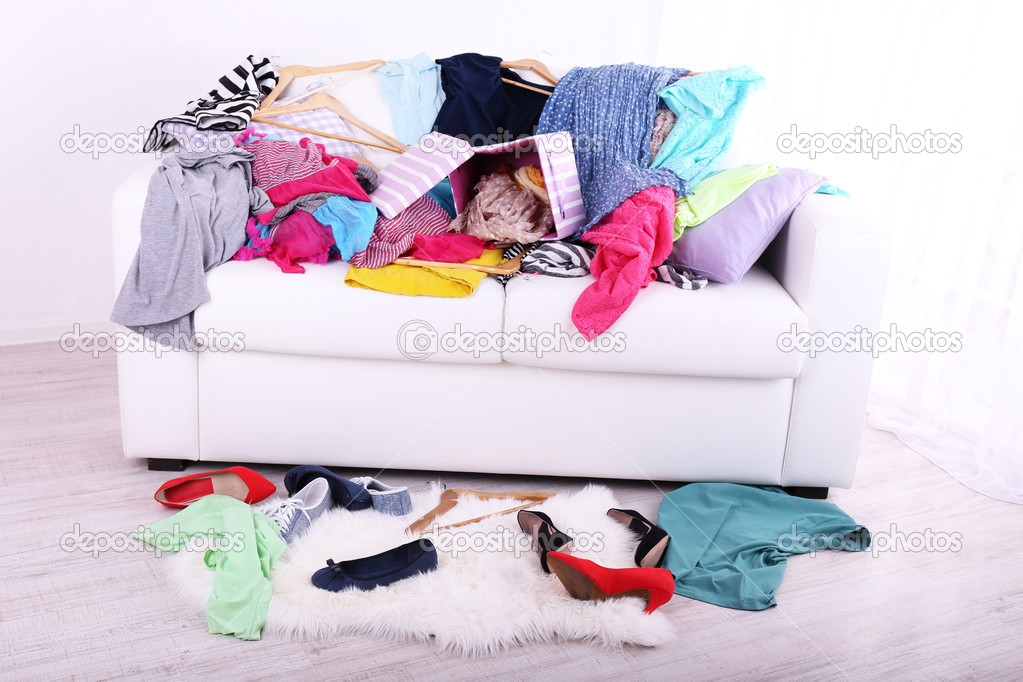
[408,233,488,263]
[265,211,336,274]
[571,185,676,340]
[246,137,367,209]
[265,163,369,208]
[348,195,452,268]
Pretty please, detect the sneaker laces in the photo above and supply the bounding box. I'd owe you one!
[267,498,303,529]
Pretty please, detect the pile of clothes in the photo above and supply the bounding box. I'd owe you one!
[112,52,788,345]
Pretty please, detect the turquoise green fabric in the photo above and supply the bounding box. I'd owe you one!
[650,66,765,185]
[657,484,870,610]
[815,182,850,197]
[134,495,286,640]
[673,163,778,239]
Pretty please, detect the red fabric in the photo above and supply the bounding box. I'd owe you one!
[408,233,488,263]
[265,163,369,209]
[265,211,336,274]
[571,186,676,340]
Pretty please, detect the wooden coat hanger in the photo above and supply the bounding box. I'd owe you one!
[275,63,384,107]
[260,60,386,109]
[501,59,559,85]
[500,59,559,96]
[254,61,405,154]
[405,488,555,534]
[392,246,530,275]
[253,91,404,153]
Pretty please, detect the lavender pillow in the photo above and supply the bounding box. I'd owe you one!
[665,168,826,283]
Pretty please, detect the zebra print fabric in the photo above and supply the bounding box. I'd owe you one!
[498,241,707,290]
[144,55,278,153]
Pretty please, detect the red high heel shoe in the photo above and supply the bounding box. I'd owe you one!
[545,551,675,614]
[154,466,276,508]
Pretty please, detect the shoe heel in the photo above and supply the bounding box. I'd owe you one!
[607,508,671,568]
[517,509,573,573]
[546,551,675,614]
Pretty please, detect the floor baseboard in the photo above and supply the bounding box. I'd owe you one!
[0,320,118,346]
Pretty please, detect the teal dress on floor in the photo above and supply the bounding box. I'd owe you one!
[657,483,870,610]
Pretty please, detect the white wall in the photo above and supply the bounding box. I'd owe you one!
[0,0,667,342]
[6,1,1015,345]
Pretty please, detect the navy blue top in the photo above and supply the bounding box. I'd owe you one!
[433,53,553,143]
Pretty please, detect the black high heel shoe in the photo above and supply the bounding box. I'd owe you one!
[607,508,671,568]
[517,509,574,573]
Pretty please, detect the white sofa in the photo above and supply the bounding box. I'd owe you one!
[112,153,889,494]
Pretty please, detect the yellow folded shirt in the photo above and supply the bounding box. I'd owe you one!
[344,248,505,297]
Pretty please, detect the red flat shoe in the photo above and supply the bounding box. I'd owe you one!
[545,551,675,614]
[155,466,276,508]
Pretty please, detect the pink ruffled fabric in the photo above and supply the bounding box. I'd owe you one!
[571,185,676,340]
[231,214,335,274]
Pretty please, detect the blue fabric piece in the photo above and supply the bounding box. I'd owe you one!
[537,63,689,234]
[311,196,378,261]
[377,53,446,147]
[657,483,870,611]
[815,182,850,197]
[425,177,457,219]
[651,66,765,186]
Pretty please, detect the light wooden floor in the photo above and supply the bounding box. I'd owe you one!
[1,342,1021,681]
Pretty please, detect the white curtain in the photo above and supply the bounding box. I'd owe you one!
[657,0,1023,503]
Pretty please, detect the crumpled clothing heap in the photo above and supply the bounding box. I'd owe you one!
[233,212,336,274]
[349,194,452,269]
[449,168,553,243]
[244,137,369,208]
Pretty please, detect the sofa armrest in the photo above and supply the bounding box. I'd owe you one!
[762,194,890,487]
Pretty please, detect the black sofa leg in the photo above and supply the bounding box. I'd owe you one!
[783,486,829,500]
[148,458,188,472]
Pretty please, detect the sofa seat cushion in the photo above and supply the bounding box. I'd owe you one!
[194,258,506,363]
[502,264,806,378]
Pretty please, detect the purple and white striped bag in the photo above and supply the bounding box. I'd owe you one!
[370,131,585,239]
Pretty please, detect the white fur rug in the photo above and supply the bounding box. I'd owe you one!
[166,484,675,654]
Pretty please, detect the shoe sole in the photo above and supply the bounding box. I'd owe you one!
[546,554,652,609]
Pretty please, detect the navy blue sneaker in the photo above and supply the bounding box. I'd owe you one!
[311,539,438,592]
[284,465,373,511]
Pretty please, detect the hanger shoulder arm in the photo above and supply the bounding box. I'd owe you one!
[500,59,559,85]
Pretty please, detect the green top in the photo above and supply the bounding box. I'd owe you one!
[134,494,286,640]
[674,163,778,239]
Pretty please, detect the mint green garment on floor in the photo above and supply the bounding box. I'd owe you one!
[657,483,870,610]
[673,163,778,239]
[134,494,286,640]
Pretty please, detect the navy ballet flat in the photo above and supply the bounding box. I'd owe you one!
[311,539,438,592]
